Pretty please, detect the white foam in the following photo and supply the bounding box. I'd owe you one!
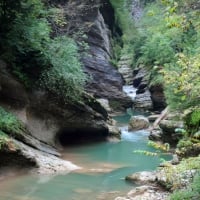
[123,85,137,101]
[120,126,149,142]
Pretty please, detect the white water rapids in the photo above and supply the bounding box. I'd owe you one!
[123,85,137,101]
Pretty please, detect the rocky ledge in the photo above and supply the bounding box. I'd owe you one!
[0,60,121,173]
[117,155,200,200]
[115,185,169,200]
[0,138,80,174]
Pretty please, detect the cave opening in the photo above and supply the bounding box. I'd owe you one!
[56,127,109,146]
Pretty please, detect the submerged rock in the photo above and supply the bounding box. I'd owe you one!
[128,115,149,131]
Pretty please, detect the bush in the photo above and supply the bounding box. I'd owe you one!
[0,131,10,150]
[0,107,25,137]
[110,0,138,64]
[177,139,193,149]
[170,173,200,200]
[0,0,86,102]
[40,36,86,102]
[184,109,200,135]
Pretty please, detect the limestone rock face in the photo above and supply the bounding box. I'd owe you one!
[61,0,132,108]
[132,65,166,111]
[128,115,149,131]
[118,56,133,85]
[0,63,111,146]
[0,138,80,174]
[132,66,153,110]
[133,90,153,110]
[0,61,28,108]
[133,67,148,89]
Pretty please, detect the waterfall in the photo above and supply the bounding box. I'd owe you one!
[122,85,137,101]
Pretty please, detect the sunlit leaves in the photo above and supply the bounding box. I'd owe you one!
[163,53,200,109]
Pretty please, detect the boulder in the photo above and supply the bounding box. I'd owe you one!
[160,119,184,133]
[128,116,149,131]
[125,171,157,184]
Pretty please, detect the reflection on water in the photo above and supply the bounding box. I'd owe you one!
[0,112,172,200]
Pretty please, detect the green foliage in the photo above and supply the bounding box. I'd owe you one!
[184,109,200,135]
[110,0,138,63]
[162,156,200,190]
[0,130,10,150]
[0,0,86,102]
[138,33,175,65]
[133,150,157,156]
[0,107,25,137]
[148,141,170,151]
[177,139,193,149]
[170,173,200,200]
[133,141,170,162]
[40,36,86,102]
[163,54,200,110]
[134,0,200,111]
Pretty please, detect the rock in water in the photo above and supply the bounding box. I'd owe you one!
[125,171,157,184]
[128,116,149,131]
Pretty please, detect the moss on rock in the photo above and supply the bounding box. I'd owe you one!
[0,106,26,138]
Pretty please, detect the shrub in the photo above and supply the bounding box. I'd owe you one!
[0,130,10,150]
[40,36,86,102]
[170,172,200,200]
[0,107,25,137]
[110,0,138,64]
[0,0,86,102]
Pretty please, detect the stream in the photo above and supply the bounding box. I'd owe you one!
[0,86,171,200]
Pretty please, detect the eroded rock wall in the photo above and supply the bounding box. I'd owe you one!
[54,0,132,110]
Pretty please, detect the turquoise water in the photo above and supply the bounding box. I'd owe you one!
[0,112,171,200]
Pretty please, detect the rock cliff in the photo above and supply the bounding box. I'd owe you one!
[57,0,132,109]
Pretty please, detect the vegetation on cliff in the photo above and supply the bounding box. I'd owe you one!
[0,107,25,150]
[134,0,200,111]
[0,0,86,102]
[109,1,200,198]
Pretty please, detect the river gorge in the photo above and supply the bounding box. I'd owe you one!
[0,108,171,200]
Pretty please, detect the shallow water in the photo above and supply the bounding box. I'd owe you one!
[0,111,171,200]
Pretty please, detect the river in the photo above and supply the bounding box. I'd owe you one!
[0,107,171,200]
